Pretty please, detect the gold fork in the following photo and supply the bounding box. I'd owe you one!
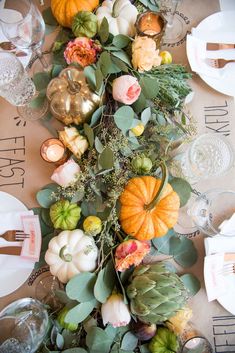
[217,263,235,276]
[0,230,30,242]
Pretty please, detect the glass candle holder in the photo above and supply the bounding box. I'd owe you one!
[135,11,166,48]
[40,138,67,164]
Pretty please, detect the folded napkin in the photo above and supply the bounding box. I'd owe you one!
[204,253,227,301]
[0,254,35,270]
[187,35,235,79]
[0,210,34,235]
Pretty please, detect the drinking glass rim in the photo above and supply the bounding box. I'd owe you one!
[180,335,213,352]
[0,0,33,25]
[190,188,235,236]
[0,297,48,318]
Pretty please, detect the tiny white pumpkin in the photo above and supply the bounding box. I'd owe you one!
[96,0,138,37]
[45,229,98,283]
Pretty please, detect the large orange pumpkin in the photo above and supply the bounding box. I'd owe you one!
[119,176,180,241]
[51,0,99,28]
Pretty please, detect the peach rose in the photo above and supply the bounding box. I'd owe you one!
[112,75,141,105]
[115,239,150,272]
[64,37,101,67]
[132,36,162,72]
[51,159,80,187]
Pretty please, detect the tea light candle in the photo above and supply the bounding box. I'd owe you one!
[40,138,66,163]
[135,11,166,48]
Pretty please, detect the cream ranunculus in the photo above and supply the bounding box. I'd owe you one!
[59,127,89,159]
[132,36,162,72]
[51,159,80,187]
[101,293,131,327]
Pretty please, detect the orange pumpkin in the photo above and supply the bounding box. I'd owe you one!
[51,0,99,28]
[119,176,180,241]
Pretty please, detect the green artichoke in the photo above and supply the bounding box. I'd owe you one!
[50,200,81,230]
[126,263,188,324]
[149,327,179,353]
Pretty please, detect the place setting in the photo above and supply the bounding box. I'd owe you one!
[0,0,235,352]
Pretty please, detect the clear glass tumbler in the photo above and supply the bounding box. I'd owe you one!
[172,133,234,184]
[0,52,35,106]
[188,189,235,236]
[0,298,49,353]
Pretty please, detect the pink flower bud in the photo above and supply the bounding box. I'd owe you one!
[101,293,131,327]
[112,75,141,105]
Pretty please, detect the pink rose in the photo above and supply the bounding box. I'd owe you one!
[64,37,101,67]
[51,159,80,187]
[112,75,141,105]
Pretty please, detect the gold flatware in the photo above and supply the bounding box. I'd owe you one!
[0,246,21,255]
[0,41,16,50]
[0,230,30,242]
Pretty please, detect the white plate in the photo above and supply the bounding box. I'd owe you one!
[187,11,235,96]
[0,9,31,68]
[0,191,34,297]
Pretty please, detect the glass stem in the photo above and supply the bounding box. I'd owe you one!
[167,0,180,28]
[35,47,49,70]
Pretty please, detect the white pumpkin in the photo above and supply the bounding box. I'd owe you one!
[96,0,138,37]
[45,229,98,283]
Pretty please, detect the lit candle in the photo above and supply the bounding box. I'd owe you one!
[40,138,66,164]
[135,11,166,48]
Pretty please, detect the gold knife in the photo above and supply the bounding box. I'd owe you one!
[0,246,21,255]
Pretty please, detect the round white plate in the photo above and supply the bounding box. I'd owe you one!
[217,268,235,314]
[0,191,34,297]
[187,11,235,96]
[0,9,31,68]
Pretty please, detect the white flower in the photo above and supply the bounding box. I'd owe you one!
[101,293,131,328]
[51,159,80,187]
[59,127,89,159]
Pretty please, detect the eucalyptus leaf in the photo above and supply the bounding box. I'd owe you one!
[99,51,112,77]
[86,327,112,353]
[71,190,85,203]
[42,7,58,26]
[138,0,158,11]
[90,105,105,127]
[171,236,198,268]
[33,72,51,91]
[105,325,117,342]
[84,66,96,91]
[99,147,114,170]
[141,107,151,125]
[66,272,96,302]
[95,137,104,153]
[111,56,128,73]
[140,77,159,99]
[42,183,59,191]
[112,34,131,49]
[112,50,131,66]
[84,123,94,147]
[94,260,116,303]
[140,344,151,353]
[132,93,147,114]
[65,300,97,325]
[95,67,103,91]
[51,64,64,78]
[121,332,138,351]
[169,177,192,207]
[98,17,109,43]
[114,106,134,133]
[36,188,57,208]
[152,229,175,255]
[41,208,53,227]
[56,333,64,350]
[181,273,201,296]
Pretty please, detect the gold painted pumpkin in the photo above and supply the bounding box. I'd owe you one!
[119,176,180,241]
[51,0,99,28]
[46,67,102,126]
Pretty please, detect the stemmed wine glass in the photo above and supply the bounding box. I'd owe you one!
[159,0,183,43]
[0,0,49,71]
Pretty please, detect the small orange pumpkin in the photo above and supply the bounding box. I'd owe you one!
[51,0,99,28]
[119,176,180,241]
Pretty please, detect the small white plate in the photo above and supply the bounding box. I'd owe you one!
[187,11,235,96]
[0,191,34,297]
[216,267,235,314]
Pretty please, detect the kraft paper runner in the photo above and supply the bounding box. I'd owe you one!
[1,1,235,351]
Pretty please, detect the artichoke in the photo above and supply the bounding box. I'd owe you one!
[126,263,188,324]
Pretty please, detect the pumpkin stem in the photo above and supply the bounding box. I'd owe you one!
[59,245,73,262]
[67,79,81,94]
[144,161,169,211]
[112,0,121,18]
